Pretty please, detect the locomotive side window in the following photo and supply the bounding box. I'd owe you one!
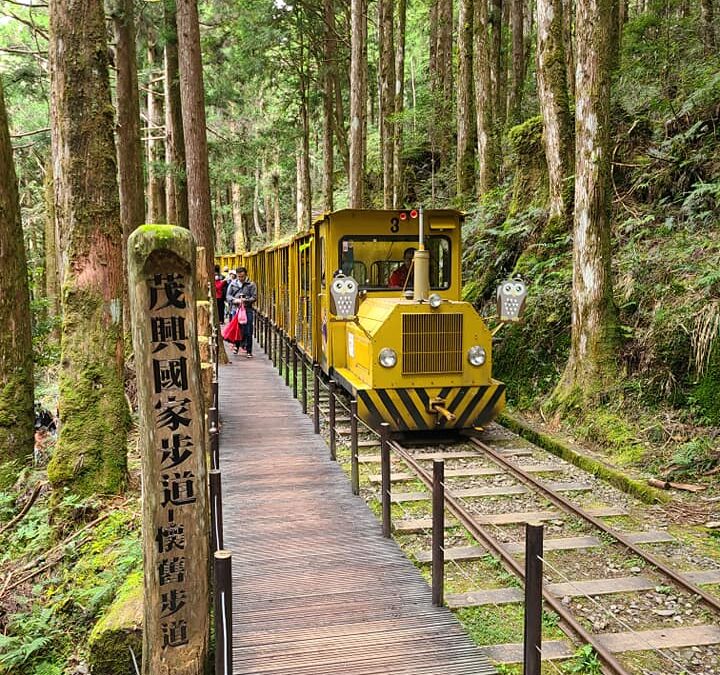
[338,236,451,290]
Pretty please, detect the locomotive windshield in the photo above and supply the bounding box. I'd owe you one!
[338,235,451,290]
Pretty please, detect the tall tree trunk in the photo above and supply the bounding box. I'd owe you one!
[322,0,335,211]
[146,43,167,223]
[563,0,576,97]
[392,0,406,207]
[537,0,574,222]
[0,78,34,469]
[47,0,129,495]
[43,161,60,321]
[177,0,215,285]
[701,0,716,51]
[272,172,281,238]
[253,159,263,238]
[490,0,506,131]
[378,0,395,208]
[457,0,475,201]
[507,0,525,125]
[349,0,366,208]
[112,0,144,333]
[556,0,618,401]
[231,181,247,252]
[164,0,189,229]
[474,0,497,195]
[298,10,312,230]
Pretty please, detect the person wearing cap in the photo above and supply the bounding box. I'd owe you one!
[226,267,257,357]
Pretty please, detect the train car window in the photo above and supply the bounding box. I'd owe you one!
[319,236,326,288]
[338,236,451,290]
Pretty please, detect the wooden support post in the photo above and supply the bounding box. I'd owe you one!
[213,550,233,675]
[380,422,391,538]
[210,415,220,471]
[313,363,320,434]
[284,334,290,387]
[301,352,308,414]
[523,523,544,675]
[432,460,445,607]
[128,225,209,674]
[350,400,359,495]
[209,469,224,552]
[328,379,337,460]
[265,317,270,358]
[292,339,298,399]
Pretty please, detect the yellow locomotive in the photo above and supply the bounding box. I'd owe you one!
[218,208,515,433]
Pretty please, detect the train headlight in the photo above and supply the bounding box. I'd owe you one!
[468,345,486,366]
[428,293,442,309]
[378,348,398,368]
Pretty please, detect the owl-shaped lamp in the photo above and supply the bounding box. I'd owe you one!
[496,278,528,322]
[330,272,360,319]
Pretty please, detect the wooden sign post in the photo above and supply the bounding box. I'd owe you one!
[128,225,210,675]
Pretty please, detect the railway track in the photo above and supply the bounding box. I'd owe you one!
[310,390,720,674]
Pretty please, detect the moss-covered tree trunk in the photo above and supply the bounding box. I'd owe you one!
[562,0,576,97]
[47,0,129,496]
[43,162,60,323]
[378,0,395,208]
[164,0,189,230]
[701,0,716,51]
[474,0,497,195]
[555,0,619,403]
[349,0,366,208]
[489,0,506,132]
[456,0,475,201]
[322,0,335,212]
[537,0,574,223]
[0,78,34,470]
[146,41,167,225]
[392,0,406,207]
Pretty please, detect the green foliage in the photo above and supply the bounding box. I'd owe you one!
[563,644,602,674]
[668,438,719,478]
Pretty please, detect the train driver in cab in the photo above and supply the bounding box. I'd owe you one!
[389,247,415,289]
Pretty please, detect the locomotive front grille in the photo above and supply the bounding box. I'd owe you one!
[402,313,463,375]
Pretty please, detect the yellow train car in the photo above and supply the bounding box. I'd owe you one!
[217,208,506,433]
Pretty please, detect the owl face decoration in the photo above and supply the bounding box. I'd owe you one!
[330,272,360,319]
[496,279,528,322]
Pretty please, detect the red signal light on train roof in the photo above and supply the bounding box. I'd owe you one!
[399,212,407,220]
[409,209,418,219]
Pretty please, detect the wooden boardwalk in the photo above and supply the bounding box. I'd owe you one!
[219,345,496,675]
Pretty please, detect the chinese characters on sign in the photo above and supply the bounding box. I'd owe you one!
[149,273,196,650]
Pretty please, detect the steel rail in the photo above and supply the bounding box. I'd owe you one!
[469,437,720,615]
[390,440,632,675]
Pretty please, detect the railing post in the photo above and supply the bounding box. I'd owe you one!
[292,339,298,399]
[209,469,224,553]
[523,523,544,675]
[265,317,271,359]
[272,324,277,367]
[214,550,233,675]
[380,422,391,538]
[279,331,285,377]
[284,334,290,387]
[313,363,320,434]
[210,417,220,471]
[301,353,308,414]
[350,400,359,496]
[328,379,337,460]
[432,460,445,607]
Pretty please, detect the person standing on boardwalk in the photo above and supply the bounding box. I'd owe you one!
[214,265,228,324]
[226,266,257,357]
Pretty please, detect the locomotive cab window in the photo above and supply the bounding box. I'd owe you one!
[339,236,451,290]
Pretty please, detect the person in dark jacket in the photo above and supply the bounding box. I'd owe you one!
[226,266,257,357]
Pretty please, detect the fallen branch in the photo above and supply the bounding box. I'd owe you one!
[648,477,707,493]
[0,483,44,537]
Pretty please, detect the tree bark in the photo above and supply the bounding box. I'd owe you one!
[378,0,395,208]
[562,0,576,97]
[349,0,366,208]
[147,42,167,224]
[537,0,574,222]
[43,160,60,322]
[0,77,34,468]
[322,0,335,211]
[556,0,618,401]
[297,9,312,230]
[490,0,506,131]
[230,181,247,252]
[164,0,189,229]
[392,0,406,207]
[457,0,475,201]
[507,0,525,125]
[176,0,215,285]
[47,0,129,495]
[474,0,497,195]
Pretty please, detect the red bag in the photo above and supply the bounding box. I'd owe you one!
[221,311,243,343]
